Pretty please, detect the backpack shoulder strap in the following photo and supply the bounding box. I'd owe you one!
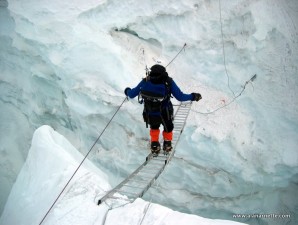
[165,76,173,97]
[166,76,173,83]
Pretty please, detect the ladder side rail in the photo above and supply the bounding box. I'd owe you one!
[98,159,149,204]
[166,102,192,164]
[136,160,167,198]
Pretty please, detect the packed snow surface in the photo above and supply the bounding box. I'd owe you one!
[0,125,247,225]
[0,0,297,224]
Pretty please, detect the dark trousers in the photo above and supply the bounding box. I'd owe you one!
[143,107,174,132]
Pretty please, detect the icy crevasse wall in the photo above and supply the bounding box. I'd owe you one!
[0,0,152,214]
[0,0,137,214]
[136,1,298,224]
[0,0,298,224]
[80,0,298,224]
[0,1,75,213]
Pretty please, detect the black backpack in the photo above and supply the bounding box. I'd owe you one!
[138,77,172,117]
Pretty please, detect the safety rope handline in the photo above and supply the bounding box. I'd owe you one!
[192,74,256,115]
[101,206,111,225]
[218,0,236,97]
[139,202,152,225]
[101,200,132,225]
[165,43,187,68]
[39,97,127,225]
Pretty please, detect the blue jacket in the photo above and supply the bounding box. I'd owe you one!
[127,78,194,102]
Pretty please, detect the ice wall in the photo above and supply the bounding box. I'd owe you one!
[0,0,298,224]
[0,0,135,213]
[0,2,77,212]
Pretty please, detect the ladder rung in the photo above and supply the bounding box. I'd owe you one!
[138,169,158,175]
[115,189,138,195]
[151,158,167,163]
[137,173,156,178]
[145,165,164,170]
[106,196,132,202]
[131,176,150,182]
[134,172,155,178]
[147,161,165,166]
[142,168,162,174]
[123,184,145,189]
[128,178,151,184]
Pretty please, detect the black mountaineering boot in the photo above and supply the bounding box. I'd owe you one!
[163,140,172,154]
[151,141,160,156]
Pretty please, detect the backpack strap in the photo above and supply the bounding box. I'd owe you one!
[138,78,147,104]
[164,76,172,99]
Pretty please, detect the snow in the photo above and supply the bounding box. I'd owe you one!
[0,125,246,225]
[0,0,298,224]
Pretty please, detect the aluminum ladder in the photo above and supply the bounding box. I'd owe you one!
[97,102,192,205]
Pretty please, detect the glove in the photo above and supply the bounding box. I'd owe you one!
[192,93,202,101]
[124,87,131,96]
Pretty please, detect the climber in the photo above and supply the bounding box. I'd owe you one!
[124,64,202,155]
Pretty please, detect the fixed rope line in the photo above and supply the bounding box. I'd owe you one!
[218,0,236,97]
[192,74,257,115]
[39,97,127,225]
[101,200,131,225]
[165,43,187,68]
[191,2,257,116]
[139,202,152,225]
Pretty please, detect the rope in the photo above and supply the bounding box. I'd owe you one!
[102,200,131,225]
[191,2,257,115]
[218,0,236,97]
[39,97,127,225]
[192,74,256,115]
[139,202,152,225]
[165,43,187,68]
